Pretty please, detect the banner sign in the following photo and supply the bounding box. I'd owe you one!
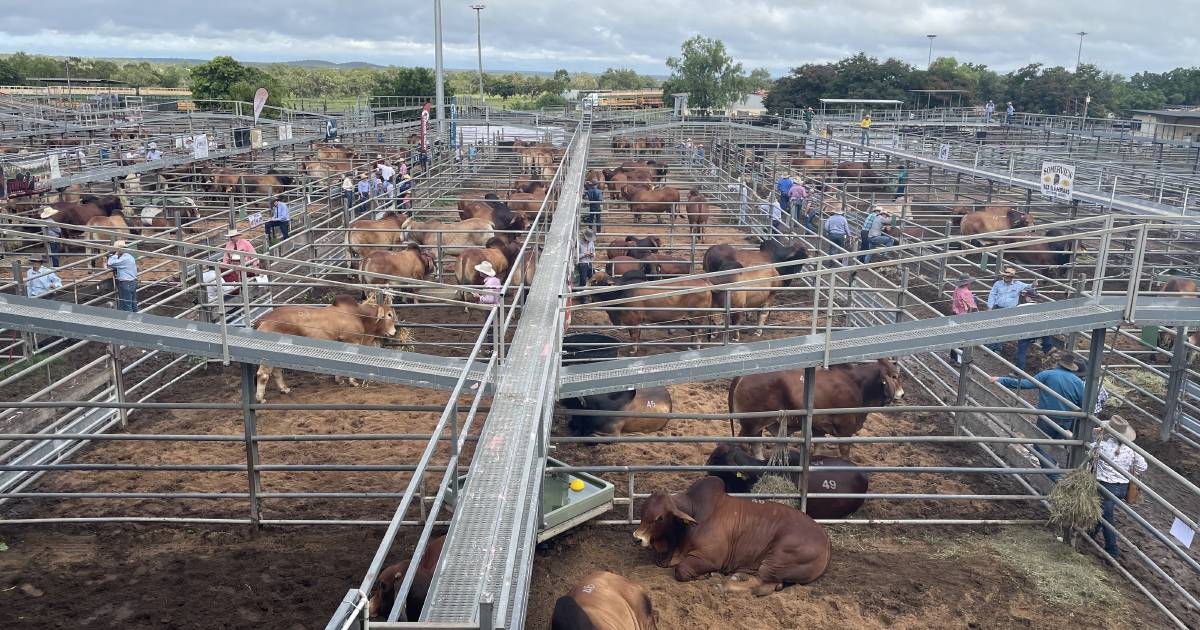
[420,102,431,151]
[192,134,209,159]
[252,88,269,125]
[937,143,951,161]
[1040,162,1076,201]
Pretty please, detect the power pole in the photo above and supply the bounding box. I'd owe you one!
[926,34,937,68]
[434,0,446,138]
[1075,31,1088,72]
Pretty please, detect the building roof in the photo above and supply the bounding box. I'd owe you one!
[1130,109,1200,120]
[819,98,904,104]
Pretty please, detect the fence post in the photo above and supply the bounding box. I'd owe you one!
[936,220,951,289]
[239,362,263,526]
[478,595,495,630]
[895,265,910,324]
[952,346,974,436]
[799,366,816,514]
[1068,328,1107,470]
[1160,326,1190,442]
[107,343,128,428]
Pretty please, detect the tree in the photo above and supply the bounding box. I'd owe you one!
[744,67,772,93]
[374,67,436,97]
[535,92,567,108]
[545,68,570,95]
[189,56,253,101]
[661,37,752,110]
[0,58,20,85]
[598,67,643,90]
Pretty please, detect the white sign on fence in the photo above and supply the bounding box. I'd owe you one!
[1041,161,1076,201]
[1170,517,1196,548]
[192,134,209,159]
[937,143,951,161]
[248,212,264,227]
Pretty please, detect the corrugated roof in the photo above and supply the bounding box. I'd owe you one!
[1130,109,1200,119]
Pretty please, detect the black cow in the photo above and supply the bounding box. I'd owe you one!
[560,387,672,436]
[705,444,868,519]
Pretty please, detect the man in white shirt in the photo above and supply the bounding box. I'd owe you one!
[377,161,395,183]
[25,257,63,298]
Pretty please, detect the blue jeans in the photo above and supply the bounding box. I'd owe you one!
[862,234,894,263]
[344,189,354,210]
[826,234,846,265]
[266,220,290,242]
[1032,416,1075,482]
[1015,337,1055,371]
[860,129,870,145]
[1093,481,1128,557]
[48,241,61,268]
[116,280,138,313]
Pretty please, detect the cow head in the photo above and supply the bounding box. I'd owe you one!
[367,572,397,619]
[1007,209,1034,229]
[363,296,398,338]
[878,358,905,402]
[634,492,696,565]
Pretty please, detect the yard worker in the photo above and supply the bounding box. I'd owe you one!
[398,157,409,178]
[822,208,849,259]
[267,197,291,243]
[1090,415,1147,560]
[583,180,604,230]
[25,256,62,298]
[145,141,162,161]
[984,100,995,123]
[1005,101,1015,125]
[694,143,705,165]
[341,174,354,210]
[894,164,909,200]
[948,273,978,363]
[377,160,396,184]
[576,228,597,287]
[990,354,1086,477]
[776,172,794,210]
[859,113,872,145]
[769,197,784,234]
[107,240,138,313]
[788,180,809,230]
[861,209,895,263]
[986,267,1034,350]
[475,260,503,305]
[467,144,478,172]
[355,173,371,208]
[803,106,815,134]
[223,229,259,270]
[40,207,63,267]
[1014,287,1055,373]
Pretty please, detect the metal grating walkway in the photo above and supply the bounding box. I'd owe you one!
[419,123,590,628]
[0,294,487,392]
[559,296,1200,397]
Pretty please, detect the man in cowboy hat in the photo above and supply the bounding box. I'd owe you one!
[947,273,978,363]
[106,240,139,312]
[25,256,62,298]
[355,172,371,206]
[223,228,259,269]
[822,206,849,259]
[861,208,895,263]
[145,141,162,161]
[992,354,1086,478]
[40,207,63,267]
[1090,415,1147,559]
[583,180,604,230]
[577,228,597,287]
[985,267,1035,351]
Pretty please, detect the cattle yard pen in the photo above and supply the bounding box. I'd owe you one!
[0,97,1197,629]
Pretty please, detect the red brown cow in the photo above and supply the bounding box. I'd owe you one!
[347,212,411,258]
[957,206,1035,243]
[607,255,645,277]
[684,188,710,235]
[587,270,714,353]
[551,571,658,630]
[456,237,517,301]
[605,236,661,260]
[458,194,527,234]
[561,387,672,436]
[1157,278,1200,363]
[730,359,905,459]
[634,476,831,596]
[39,195,124,231]
[705,444,868,519]
[621,184,680,224]
[835,161,887,193]
[1007,228,1076,273]
[702,240,809,286]
[641,252,691,276]
[604,169,651,209]
[619,160,668,183]
[708,260,783,341]
[253,296,398,402]
[359,244,436,299]
[512,176,548,195]
[369,536,445,620]
[506,189,548,216]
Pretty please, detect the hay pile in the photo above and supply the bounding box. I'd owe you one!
[393,326,416,353]
[750,475,802,510]
[1048,465,1101,532]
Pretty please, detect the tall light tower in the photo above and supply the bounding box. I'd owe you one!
[471,4,486,112]
[926,34,937,68]
[434,0,446,137]
[1074,31,1088,72]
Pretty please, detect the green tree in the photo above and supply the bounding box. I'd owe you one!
[373,66,435,97]
[0,58,20,84]
[661,37,753,110]
[190,56,252,101]
[545,68,570,95]
[598,67,643,90]
[535,92,567,108]
[744,67,772,93]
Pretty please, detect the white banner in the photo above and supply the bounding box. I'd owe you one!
[250,128,264,149]
[252,88,269,125]
[277,124,293,141]
[192,134,209,159]
[248,212,264,227]
[1041,162,1076,201]
[937,143,951,161]
[47,153,61,179]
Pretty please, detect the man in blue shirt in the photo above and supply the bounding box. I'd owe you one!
[145,141,162,161]
[992,355,1085,477]
[987,268,1034,350]
[776,174,793,211]
[583,180,604,229]
[267,198,291,242]
[106,240,138,312]
[356,174,371,209]
[25,257,62,298]
[823,208,849,263]
[1005,102,1015,125]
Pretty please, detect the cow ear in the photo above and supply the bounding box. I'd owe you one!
[670,507,697,526]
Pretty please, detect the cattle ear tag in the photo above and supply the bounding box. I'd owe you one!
[735,472,745,479]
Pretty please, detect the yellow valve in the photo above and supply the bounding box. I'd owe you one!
[569,479,586,492]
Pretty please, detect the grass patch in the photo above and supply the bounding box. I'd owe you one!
[985,528,1127,611]
[1105,367,1167,409]
[0,351,62,380]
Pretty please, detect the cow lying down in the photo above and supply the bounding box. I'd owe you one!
[551,571,658,630]
[634,476,830,596]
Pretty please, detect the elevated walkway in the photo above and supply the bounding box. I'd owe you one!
[559,296,1200,397]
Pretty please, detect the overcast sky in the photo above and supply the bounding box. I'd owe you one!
[2,1,1195,77]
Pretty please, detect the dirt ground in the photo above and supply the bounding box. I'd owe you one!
[525,525,1153,630]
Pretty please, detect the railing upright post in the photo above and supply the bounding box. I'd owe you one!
[239,362,263,526]
[799,366,816,514]
[107,343,128,428]
[952,346,974,436]
[1068,328,1108,470]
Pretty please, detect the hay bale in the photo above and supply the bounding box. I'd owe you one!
[751,474,801,510]
[393,327,416,353]
[1048,466,1101,531]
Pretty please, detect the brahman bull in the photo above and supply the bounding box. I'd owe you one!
[457,194,527,234]
[1007,228,1075,275]
[253,295,398,402]
[708,259,783,341]
[587,270,715,353]
[347,212,411,258]
[702,240,809,287]
[82,212,131,267]
[684,188,710,235]
[369,536,444,620]
[705,444,868,519]
[621,184,680,224]
[400,217,495,258]
[957,206,1035,244]
[605,236,661,260]
[730,359,905,459]
[359,244,436,299]
[634,476,831,596]
[551,571,658,630]
[560,387,672,437]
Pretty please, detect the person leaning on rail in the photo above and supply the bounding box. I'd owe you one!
[990,354,1085,480]
[25,256,62,299]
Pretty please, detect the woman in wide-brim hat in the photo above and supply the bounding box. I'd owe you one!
[1091,414,1147,559]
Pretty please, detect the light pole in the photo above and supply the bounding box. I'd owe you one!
[434,0,446,138]
[1074,31,1087,72]
[471,3,486,123]
[926,34,937,68]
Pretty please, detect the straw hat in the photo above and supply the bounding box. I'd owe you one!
[39,207,57,219]
[474,260,496,277]
[29,256,44,263]
[226,228,240,238]
[113,240,128,249]
[403,174,412,181]
[1056,355,1081,372]
[1104,415,1137,441]
[833,208,844,214]
[1001,267,1017,277]
[148,141,157,149]
[582,228,596,242]
[360,173,368,179]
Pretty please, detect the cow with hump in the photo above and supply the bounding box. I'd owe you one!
[634,476,831,596]
[551,571,658,630]
[253,294,398,403]
[730,359,904,459]
[560,387,672,437]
